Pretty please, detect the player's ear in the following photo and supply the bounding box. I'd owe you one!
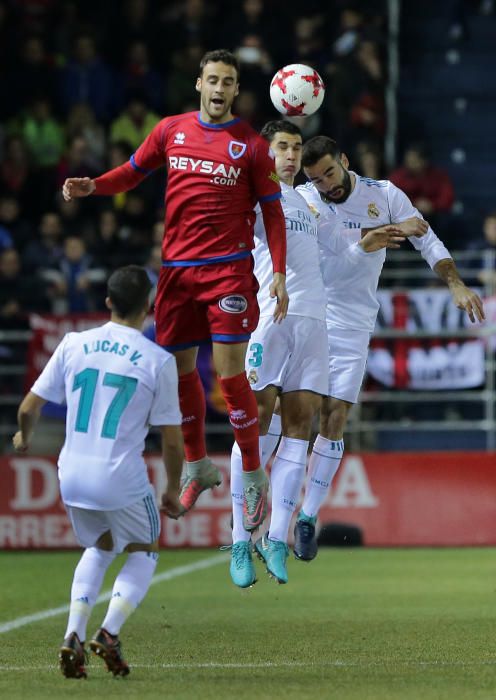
[105,296,112,311]
[340,153,350,170]
[234,82,240,98]
[195,77,202,93]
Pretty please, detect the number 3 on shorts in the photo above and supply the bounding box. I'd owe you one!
[248,342,263,368]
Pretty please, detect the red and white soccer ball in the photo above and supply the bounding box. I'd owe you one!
[270,64,325,117]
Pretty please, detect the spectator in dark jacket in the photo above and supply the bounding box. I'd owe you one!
[22,212,64,273]
[59,34,117,122]
[0,248,49,328]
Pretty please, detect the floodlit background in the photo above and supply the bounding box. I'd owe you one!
[1,1,496,697]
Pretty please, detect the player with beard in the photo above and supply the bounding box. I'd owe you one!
[229,121,409,587]
[62,50,288,533]
[289,135,484,561]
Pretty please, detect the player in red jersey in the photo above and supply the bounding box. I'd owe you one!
[62,49,288,532]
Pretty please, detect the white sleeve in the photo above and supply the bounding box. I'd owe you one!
[342,241,383,264]
[30,334,69,404]
[148,356,182,426]
[253,204,265,242]
[387,182,452,269]
[317,217,367,257]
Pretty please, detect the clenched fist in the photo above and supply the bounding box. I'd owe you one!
[62,177,96,202]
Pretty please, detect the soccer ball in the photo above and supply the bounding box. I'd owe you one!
[270,64,325,117]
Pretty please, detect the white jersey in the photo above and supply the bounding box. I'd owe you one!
[31,321,182,510]
[253,182,326,321]
[297,173,452,332]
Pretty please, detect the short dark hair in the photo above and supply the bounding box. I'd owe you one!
[302,136,341,167]
[199,49,240,80]
[107,265,152,318]
[260,120,302,143]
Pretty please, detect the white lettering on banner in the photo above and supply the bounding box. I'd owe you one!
[376,289,484,332]
[408,341,485,388]
[163,514,211,546]
[10,459,59,510]
[370,289,486,390]
[368,340,485,389]
[0,517,15,545]
[329,457,379,508]
[0,516,77,547]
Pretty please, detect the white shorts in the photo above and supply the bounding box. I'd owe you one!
[328,326,371,403]
[65,488,160,554]
[246,315,328,395]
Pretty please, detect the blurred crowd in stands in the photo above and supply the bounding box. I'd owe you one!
[0,0,493,331]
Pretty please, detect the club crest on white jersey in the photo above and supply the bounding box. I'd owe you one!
[368,202,380,218]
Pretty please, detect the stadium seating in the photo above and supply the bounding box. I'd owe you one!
[399,1,496,228]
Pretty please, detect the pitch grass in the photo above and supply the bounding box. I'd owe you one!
[1,548,496,700]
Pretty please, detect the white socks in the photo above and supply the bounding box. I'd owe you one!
[101,551,158,636]
[65,548,158,640]
[65,547,116,641]
[231,429,276,543]
[302,434,344,518]
[268,437,308,542]
[263,413,282,463]
[230,441,252,543]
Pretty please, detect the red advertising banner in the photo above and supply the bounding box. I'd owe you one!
[26,313,108,392]
[1,452,495,549]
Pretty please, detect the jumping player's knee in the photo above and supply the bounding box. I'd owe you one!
[212,342,248,378]
[258,414,271,435]
[323,398,351,439]
[257,401,276,435]
[282,407,315,440]
[174,348,199,375]
[283,419,313,440]
[254,386,279,435]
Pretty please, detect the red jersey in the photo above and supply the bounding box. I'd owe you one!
[94,111,285,270]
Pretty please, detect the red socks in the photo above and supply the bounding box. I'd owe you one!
[219,372,260,472]
[178,370,207,462]
[180,369,260,471]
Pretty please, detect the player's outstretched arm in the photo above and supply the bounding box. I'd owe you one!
[13,391,47,452]
[63,156,151,201]
[159,425,185,519]
[270,272,289,323]
[394,216,429,238]
[62,177,96,201]
[434,259,485,323]
[360,226,407,252]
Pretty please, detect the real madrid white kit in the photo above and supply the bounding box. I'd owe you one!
[297,174,451,402]
[248,182,328,395]
[31,321,182,551]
